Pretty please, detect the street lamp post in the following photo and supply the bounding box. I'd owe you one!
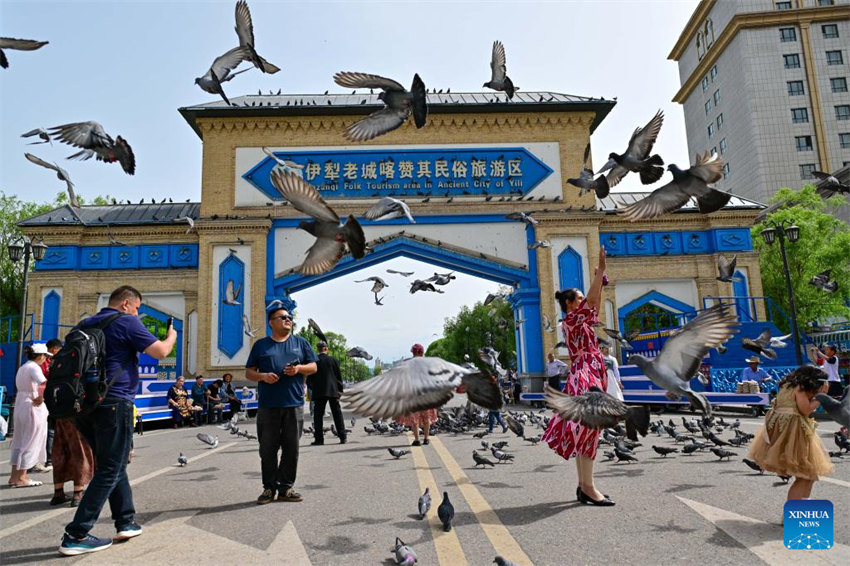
[760,220,802,366]
[6,237,48,370]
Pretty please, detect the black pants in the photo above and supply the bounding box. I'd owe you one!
[256,407,303,492]
[312,397,346,444]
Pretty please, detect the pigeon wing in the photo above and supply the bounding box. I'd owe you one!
[209,46,250,80]
[544,385,627,429]
[460,372,504,411]
[333,72,405,92]
[490,40,507,82]
[688,151,723,184]
[234,0,255,47]
[307,318,328,343]
[364,197,402,220]
[0,38,49,51]
[197,433,216,445]
[271,170,339,223]
[344,107,408,142]
[617,179,692,221]
[24,152,70,180]
[299,236,344,275]
[625,110,664,160]
[341,357,467,418]
[655,305,738,382]
[49,121,111,150]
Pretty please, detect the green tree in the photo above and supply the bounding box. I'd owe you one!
[439,290,516,369]
[294,325,372,382]
[752,185,850,330]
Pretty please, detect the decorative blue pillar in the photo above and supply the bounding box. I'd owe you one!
[42,290,61,340]
[508,288,544,374]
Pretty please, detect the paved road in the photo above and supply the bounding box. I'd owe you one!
[1,402,848,565]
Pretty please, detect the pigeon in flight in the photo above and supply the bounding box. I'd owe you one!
[387,448,409,459]
[308,318,328,343]
[364,197,416,223]
[177,453,188,467]
[425,272,456,286]
[196,433,219,448]
[242,314,259,338]
[24,153,78,207]
[505,211,537,225]
[174,216,195,234]
[437,492,454,532]
[567,143,610,199]
[629,304,739,416]
[374,293,384,306]
[393,537,418,565]
[387,269,414,277]
[504,415,524,438]
[603,328,640,351]
[618,151,730,221]
[809,269,838,293]
[234,0,280,74]
[482,40,516,99]
[0,37,48,69]
[49,121,136,175]
[716,254,742,283]
[21,128,51,145]
[223,280,242,306]
[528,240,551,249]
[478,346,507,377]
[355,276,389,294]
[544,385,650,441]
[815,385,849,429]
[812,170,849,199]
[484,292,507,306]
[262,147,305,172]
[342,357,503,418]
[417,487,431,519]
[599,110,665,187]
[271,171,366,274]
[741,329,779,360]
[195,46,251,106]
[542,314,555,333]
[410,280,444,294]
[346,346,373,360]
[333,72,428,141]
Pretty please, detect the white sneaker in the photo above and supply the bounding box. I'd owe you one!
[31,463,53,473]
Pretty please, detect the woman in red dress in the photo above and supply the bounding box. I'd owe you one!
[542,248,614,506]
[394,344,438,446]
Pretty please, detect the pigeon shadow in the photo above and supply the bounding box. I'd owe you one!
[664,483,714,494]
[0,544,61,565]
[456,500,578,527]
[242,471,262,478]
[173,474,217,482]
[527,464,558,474]
[594,467,645,479]
[331,445,398,454]
[332,515,392,527]
[171,466,219,476]
[476,481,523,490]
[308,535,369,554]
[647,519,699,534]
[300,483,328,490]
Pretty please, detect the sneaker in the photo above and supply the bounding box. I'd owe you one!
[58,533,113,556]
[411,440,421,446]
[115,522,143,541]
[277,488,303,502]
[31,463,53,473]
[423,438,430,445]
[257,488,275,505]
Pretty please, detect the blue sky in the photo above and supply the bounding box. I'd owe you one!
[1,0,700,364]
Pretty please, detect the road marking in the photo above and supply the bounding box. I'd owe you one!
[409,434,469,566]
[678,496,850,565]
[0,442,236,540]
[77,511,311,564]
[430,436,534,566]
[820,476,850,489]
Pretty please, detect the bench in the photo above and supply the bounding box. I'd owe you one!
[135,379,258,423]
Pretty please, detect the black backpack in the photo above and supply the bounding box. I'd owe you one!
[45,312,125,419]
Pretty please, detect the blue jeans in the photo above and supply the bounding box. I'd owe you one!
[488,411,506,432]
[66,398,135,538]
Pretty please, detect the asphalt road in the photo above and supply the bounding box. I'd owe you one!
[1,401,848,566]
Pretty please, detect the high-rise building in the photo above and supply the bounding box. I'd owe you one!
[669,0,850,204]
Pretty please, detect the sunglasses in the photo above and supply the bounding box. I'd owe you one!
[271,314,293,322]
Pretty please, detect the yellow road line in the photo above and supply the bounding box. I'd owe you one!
[409,433,469,566]
[430,436,535,566]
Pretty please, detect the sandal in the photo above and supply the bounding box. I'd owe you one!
[50,493,70,506]
[71,490,84,507]
[12,479,43,488]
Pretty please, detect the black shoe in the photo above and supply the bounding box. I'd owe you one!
[578,489,615,506]
[310,440,324,446]
[257,488,275,505]
[50,493,70,506]
[277,488,303,502]
[422,438,429,445]
[411,440,421,446]
[339,437,347,444]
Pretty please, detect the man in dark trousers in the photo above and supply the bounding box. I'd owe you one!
[308,342,347,445]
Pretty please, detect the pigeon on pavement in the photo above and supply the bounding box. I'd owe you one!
[716,255,742,283]
[473,450,496,467]
[177,453,188,467]
[437,492,454,532]
[490,448,515,463]
[0,37,48,69]
[24,153,78,207]
[393,537,418,565]
[618,151,730,221]
[364,197,416,223]
[342,357,503,418]
[417,487,431,519]
[711,448,735,461]
[599,110,665,187]
[629,304,739,416]
[614,448,638,463]
[196,433,219,448]
[49,121,136,175]
[567,143,610,199]
[271,171,366,274]
[482,40,516,99]
[544,385,650,441]
[333,72,428,141]
[387,448,410,459]
[815,385,849,429]
[234,0,280,74]
[742,458,764,474]
[652,445,678,457]
[493,557,520,566]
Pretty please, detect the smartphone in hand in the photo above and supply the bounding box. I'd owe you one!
[166,316,174,332]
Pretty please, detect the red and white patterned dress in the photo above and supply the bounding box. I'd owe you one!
[542,299,607,460]
[395,409,439,429]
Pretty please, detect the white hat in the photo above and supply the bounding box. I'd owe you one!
[744,356,760,364]
[30,343,53,356]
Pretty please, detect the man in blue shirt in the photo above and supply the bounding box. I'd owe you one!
[246,305,317,505]
[61,286,176,556]
[741,356,771,390]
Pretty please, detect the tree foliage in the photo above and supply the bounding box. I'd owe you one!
[294,325,373,382]
[437,289,517,369]
[752,185,850,330]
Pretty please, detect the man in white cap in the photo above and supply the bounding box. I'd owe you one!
[741,356,771,391]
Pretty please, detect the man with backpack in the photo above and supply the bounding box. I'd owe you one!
[58,286,176,556]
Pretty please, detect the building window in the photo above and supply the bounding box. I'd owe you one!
[839,133,850,149]
[696,32,704,60]
[776,1,792,9]
[837,105,850,120]
[702,76,709,92]
[717,113,724,129]
[711,146,717,156]
[784,54,801,69]
[800,164,817,179]
[705,100,712,115]
[791,108,809,123]
[722,163,730,179]
[707,123,715,139]
[818,0,834,5]
[713,89,721,105]
[826,50,844,65]
[832,77,848,93]
[795,136,814,151]
[788,80,805,95]
[822,24,839,39]
[719,138,727,154]
[780,28,797,42]
[710,65,718,81]
[705,19,715,48]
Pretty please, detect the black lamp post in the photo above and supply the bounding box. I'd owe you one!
[7,236,48,370]
[760,220,802,365]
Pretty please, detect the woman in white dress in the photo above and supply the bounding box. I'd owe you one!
[8,344,50,487]
[600,345,624,401]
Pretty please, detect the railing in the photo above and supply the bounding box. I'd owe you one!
[0,314,75,342]
[710,366,797,394]
[702,296,809,343]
